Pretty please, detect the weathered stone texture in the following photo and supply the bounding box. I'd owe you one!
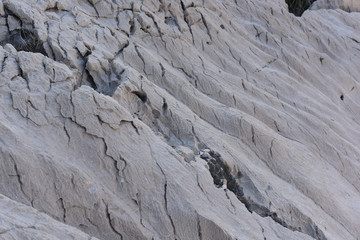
[0,0,359,239]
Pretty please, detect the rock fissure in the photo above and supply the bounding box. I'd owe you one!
[104,202,124,240]
[269,139,275,158]
[134,193,145,230]
[134,45,147,75]
[285,0,317,16]
[180,0,195,44]
[224,190,236,212]
[9,155,31,204]
[199,12,212,42]
[63,125,71,145]
[58,197,66,222]
[150,143,178,239]
[200,149,327,240]
[87,0,100,17]
[196,213,203,240]
[5,29,48,56]
[163,183,176,235]
[99,136,128,185]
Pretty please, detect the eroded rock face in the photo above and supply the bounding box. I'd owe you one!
[0,0,359,240]
[310,0,360,12]
[0,194,98,240]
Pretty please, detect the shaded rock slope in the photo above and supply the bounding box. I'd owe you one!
[0,0,359,239]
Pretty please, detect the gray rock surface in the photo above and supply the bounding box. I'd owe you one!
[0,194,98,240]
[0,0,359,239]
[310,0,360,11]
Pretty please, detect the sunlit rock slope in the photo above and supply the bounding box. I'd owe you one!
[0,0,359,239]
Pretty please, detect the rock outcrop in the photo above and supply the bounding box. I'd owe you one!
[0,0,359,239]
[310,0,360,12]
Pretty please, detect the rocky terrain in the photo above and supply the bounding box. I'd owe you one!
[0,0,359,239]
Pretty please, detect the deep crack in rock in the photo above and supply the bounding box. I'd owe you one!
[200,149,327,240]
[5,29,48,56]
[285,0,317,16]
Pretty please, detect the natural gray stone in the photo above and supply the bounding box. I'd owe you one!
[0,0,359,240]
[310,0,360,11]
[0,194,98,240]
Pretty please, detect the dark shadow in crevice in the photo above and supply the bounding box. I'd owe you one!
[79,51,98,91]
[285,0,317,16]
[200,149,327,240]
[86,70,98,91]
[5,29,48,56]
[131,90,147,103]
